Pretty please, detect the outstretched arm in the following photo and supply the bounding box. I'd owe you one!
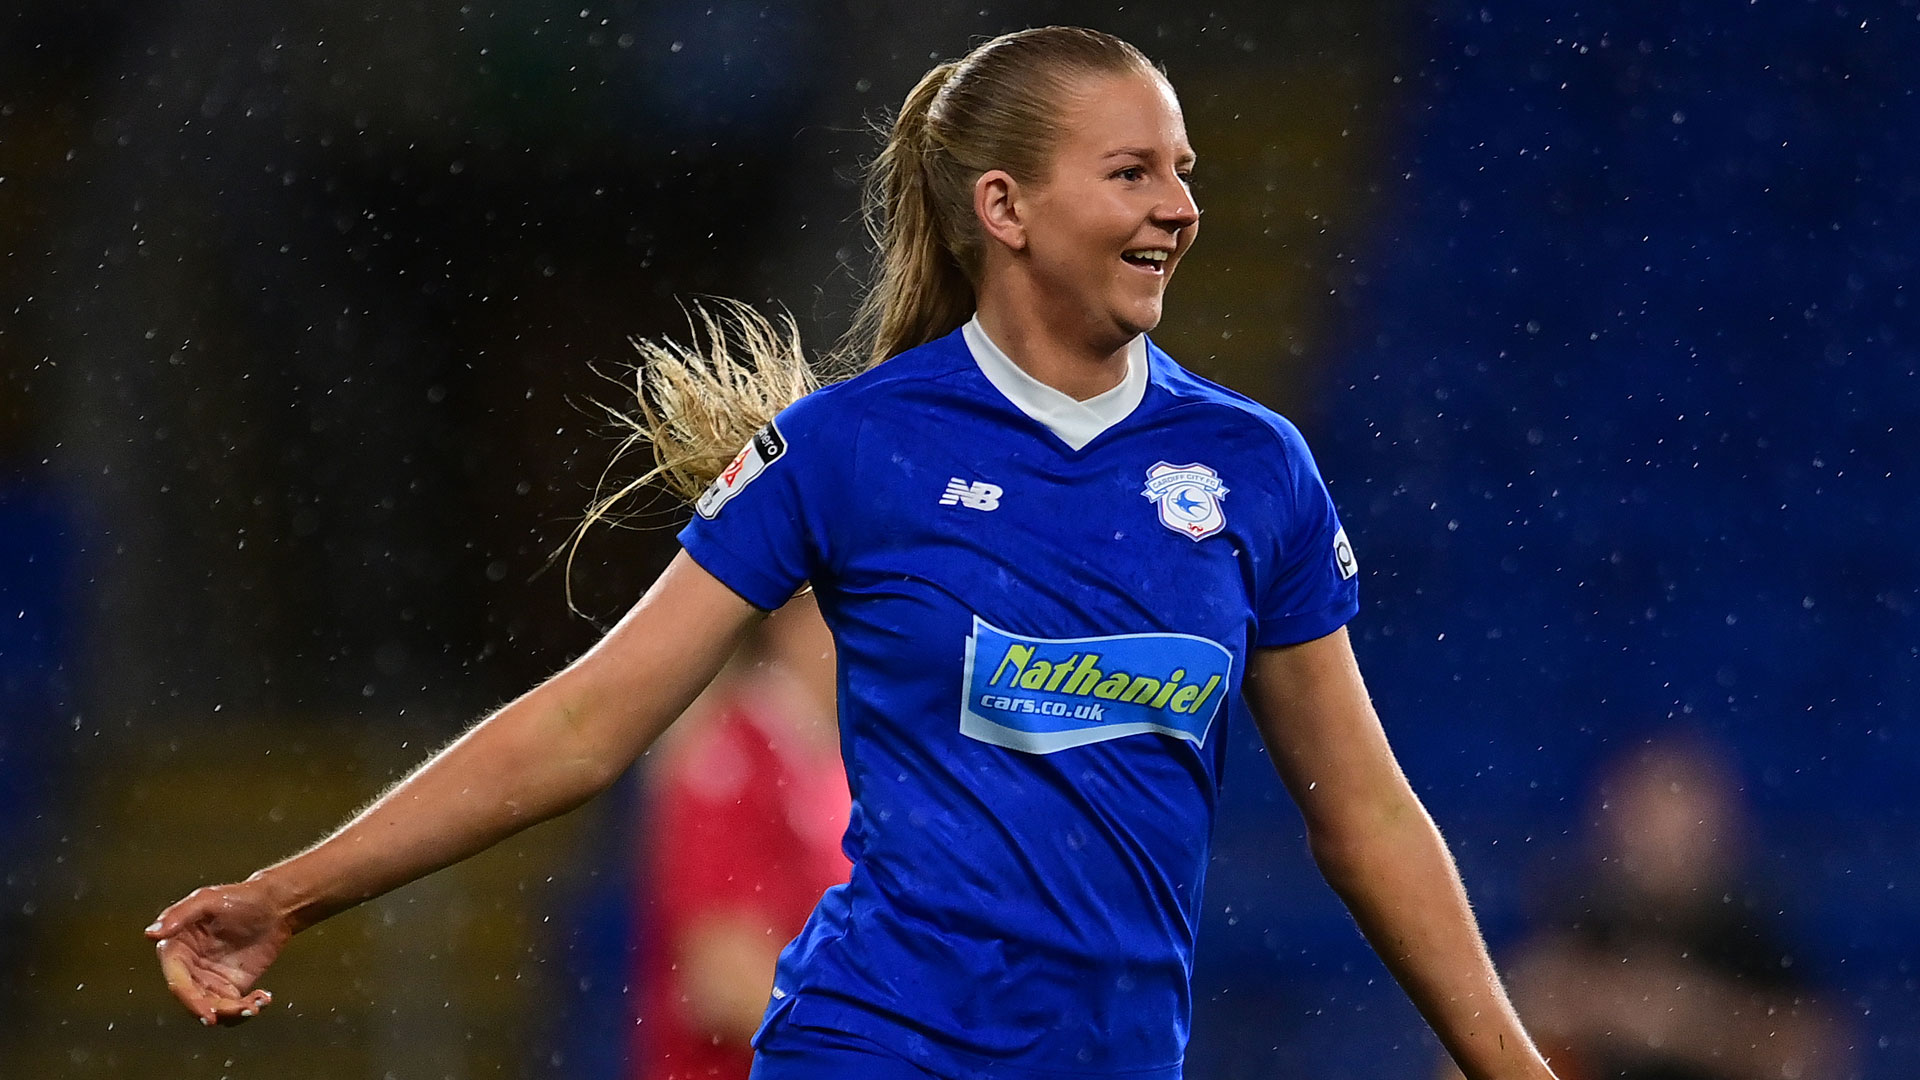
[146,550,763,1026]
[1245,627,1557,1080]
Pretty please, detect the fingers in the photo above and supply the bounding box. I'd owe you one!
[150,887,272,1027]
[149,890,228,1023]
[156,936,274,1025]
[216,988,274,1026]
[146,884,219,941]
[156,935,218,1024]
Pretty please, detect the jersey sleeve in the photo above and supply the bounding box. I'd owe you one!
[676,390,850,611]
[1252,417,1361,648]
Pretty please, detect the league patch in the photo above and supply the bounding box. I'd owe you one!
[695,422,787,520]
[1141,461,1229,541]
[960,616,1233,754]
[1333,526,1358,580]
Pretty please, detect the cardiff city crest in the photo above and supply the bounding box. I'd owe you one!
[1141,461,1230,541]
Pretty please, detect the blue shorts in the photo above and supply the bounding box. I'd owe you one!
[749,1018,942,1080]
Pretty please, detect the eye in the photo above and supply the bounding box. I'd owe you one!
[1113,165,1147,182]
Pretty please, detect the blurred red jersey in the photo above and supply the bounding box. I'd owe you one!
[632,701,851,1080]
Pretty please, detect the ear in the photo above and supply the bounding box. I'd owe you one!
[974,169,1027,253]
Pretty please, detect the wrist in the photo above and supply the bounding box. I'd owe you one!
[247,860,328,934]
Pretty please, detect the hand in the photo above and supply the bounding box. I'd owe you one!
[145,880,292,1026]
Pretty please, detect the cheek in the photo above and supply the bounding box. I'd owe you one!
[1024,197,1136,280]
[1035,217,1117,273]
[1049,196,1129,243]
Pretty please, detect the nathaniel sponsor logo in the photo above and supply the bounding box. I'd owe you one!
[695,422,787,519]
[960,617,1233,754]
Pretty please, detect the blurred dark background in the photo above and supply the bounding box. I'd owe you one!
[2,1,1912,1077]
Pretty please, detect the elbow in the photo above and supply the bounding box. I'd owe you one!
[522,746,623,821]
[529,686,635,808]
[1303,787,1436,889]
[553,708,630,804]
[572,750,627,801]
[1304,825,1371,891]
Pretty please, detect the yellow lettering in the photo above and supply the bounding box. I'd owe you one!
[1121,676,1163,704]
[1184,675,1222,714]
[991,644,1032,686]
[1043,654,1079,692]
[1093,672,1132,700]
[1018,661,1054,690]
[1168,685,1201,712]
[1150,669,1187,709]
[1061,654,1104,696]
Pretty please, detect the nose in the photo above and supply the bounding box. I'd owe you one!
[1155,177,1199,232]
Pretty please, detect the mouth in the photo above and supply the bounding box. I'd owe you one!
[1121,248,1171,274]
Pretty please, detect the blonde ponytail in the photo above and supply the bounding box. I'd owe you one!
[562,299,813,606]
[577,27,1161,573]
[843,60,977,368]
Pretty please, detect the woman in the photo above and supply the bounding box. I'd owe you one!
[148,27,1559,1080]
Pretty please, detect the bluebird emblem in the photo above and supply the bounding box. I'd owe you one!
[1141,461,1229,540]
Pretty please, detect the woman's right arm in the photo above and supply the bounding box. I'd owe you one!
[146,549,764,1026]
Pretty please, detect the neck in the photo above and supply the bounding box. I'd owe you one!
[974,287,1133,402]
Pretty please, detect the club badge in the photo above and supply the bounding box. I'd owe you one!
[1141,461,1229,541]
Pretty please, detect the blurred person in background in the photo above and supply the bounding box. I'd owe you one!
[0,355,73,1037]
[1442,734,1853,1080]
[632,592,849,1080]
[147,26,1559,1080]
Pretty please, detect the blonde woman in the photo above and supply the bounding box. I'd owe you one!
[150,27,1558,1080]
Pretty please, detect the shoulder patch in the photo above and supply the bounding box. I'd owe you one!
[695,422,787,520]
[1333,526,1358,580]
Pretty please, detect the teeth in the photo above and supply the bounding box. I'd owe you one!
[1124,249,1168,263]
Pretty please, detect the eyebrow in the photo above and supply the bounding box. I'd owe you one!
[1103,146,1199,167]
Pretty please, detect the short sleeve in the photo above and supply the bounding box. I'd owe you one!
[1252,418,1361,647]
[676,391,849,611]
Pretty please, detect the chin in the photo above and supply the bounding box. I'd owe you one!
[1115,301,1164,338]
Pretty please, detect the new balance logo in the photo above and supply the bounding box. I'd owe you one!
[940,478,1002,511]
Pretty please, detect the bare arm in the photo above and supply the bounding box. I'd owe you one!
[677,914,789,1046]
[1245,627,1557,1080]
[146,550,763,1025]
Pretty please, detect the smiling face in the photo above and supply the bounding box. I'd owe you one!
[1016,70,1199,351]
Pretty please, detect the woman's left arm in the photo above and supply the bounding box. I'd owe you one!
[1245,627,1558,1080]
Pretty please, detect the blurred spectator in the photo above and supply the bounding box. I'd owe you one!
[630,592,849,1080]
[1444,734,1854,1080]
[0,311,73,1039]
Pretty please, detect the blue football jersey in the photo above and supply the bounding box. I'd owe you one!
[677,325,1359,1079]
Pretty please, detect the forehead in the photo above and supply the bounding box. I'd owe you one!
[1050,70,1192,161]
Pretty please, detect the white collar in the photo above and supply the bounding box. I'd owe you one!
[961,316,1148,451]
